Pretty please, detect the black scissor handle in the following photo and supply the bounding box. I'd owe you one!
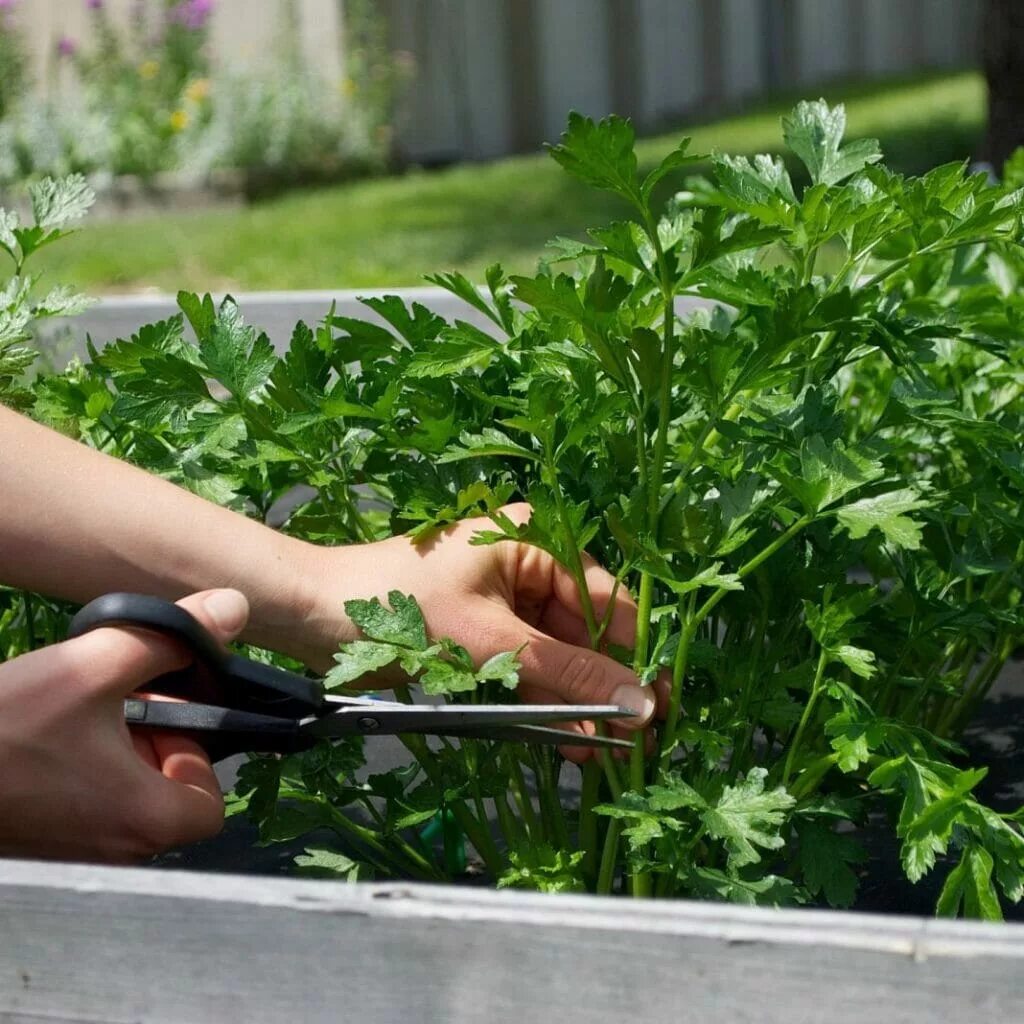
[124,698,314,763]
[69,593,324,718]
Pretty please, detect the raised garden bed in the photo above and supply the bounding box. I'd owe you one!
[1,858,1023,1024]
[42,291,1024,922]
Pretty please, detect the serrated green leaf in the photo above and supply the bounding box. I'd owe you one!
[344,592,428,650]
[683,866,802,907]
[476,649,521,690]
[782,100,882,186]
[499,845,586,893]
[833,644,877,680]
[32,285,95,319]
[662,562,744,596]
[293,844,365,881]
[419,656,479,695]
[773,435,884,513]
[703,768,795,869]
[0,209,18,254]
[29,174,95,231]
[547,111,640,205]
[197,298,277,400]
[835,488,929,550]
[936,844,1003,921]
[325,640,402,688]
[796,819,865,908]
[437,427,538,463]
[406,321,500,378]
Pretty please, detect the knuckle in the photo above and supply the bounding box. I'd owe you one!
[554,652,601,703]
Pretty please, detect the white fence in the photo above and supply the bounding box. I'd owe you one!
[13,0,983,164]
[386,0,984,161]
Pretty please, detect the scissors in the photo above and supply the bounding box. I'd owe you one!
[68,593,635,762]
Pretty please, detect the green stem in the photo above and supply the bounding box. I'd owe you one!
[727,603,770,781]
[863,235,1013,291]
[938,637,1013,736]
[579,761,602,886]
[595,726,624,802]
[691,515,812,632]
[21,591,35,652]
[319,798,438,880]
[538,754,571,849]
[629,570,655,789]
[789,754,839,801]
[782,647,829,788]
[596,820,622,895]
[507,752,541,840]
[494,792,523,852]
[400,735,503,876]
[658,592,695,773]
[546,456,599,639]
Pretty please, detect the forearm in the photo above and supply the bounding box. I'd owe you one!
[0,404,333,662]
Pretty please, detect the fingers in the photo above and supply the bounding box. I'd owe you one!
[549,555,638,650]
[130,746,225,851]
[81,589,244,854]
[477,607,655,728]
[72,588,250,697]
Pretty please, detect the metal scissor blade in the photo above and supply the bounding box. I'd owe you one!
[305,703,636,740]
[436,724,632,749]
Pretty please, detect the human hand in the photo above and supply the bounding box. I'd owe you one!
[298,504,657,761]
[0,588,249,862]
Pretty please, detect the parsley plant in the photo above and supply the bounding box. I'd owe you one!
[19,102,1024,917]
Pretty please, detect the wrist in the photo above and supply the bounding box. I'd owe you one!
[244,536,362,672]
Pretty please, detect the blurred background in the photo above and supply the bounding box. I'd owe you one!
[0,0,1017,293]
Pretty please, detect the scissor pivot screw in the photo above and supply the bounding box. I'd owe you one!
[358,716,381,731]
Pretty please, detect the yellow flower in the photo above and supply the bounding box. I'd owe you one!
[139,60,160,80]
[340,77,357,97]
[185,77,211,102]
[169,109,190,133]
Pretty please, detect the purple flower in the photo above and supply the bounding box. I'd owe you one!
[85,0,103,9]
[0,0,16,10]
[168,0,214,30]
[57,35,76,57]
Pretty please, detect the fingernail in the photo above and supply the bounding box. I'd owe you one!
[612,684,656,725]
[202,589,249,634]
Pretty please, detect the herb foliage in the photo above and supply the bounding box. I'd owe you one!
[12,102,1024,917]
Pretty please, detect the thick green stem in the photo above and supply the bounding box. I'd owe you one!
[494,792,523,853]
[629,572,655,806]
[789,753,839,801]
[782,648,829,788]
[579,761,602,886]
[507,753,541,840]
[658,592,695,773]
[596,820,622,895]
[316,797,439,880]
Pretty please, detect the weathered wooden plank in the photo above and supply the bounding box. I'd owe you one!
[1,859,1023,1024]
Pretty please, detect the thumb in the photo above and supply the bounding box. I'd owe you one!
[480,608,656,728]
[73,588,250,697]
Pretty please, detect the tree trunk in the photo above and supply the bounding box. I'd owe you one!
[983,0,1024,171]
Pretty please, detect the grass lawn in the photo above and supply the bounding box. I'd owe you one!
[35,71,985,295]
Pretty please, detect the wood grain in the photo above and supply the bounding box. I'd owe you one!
[1,859,1023,1024]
